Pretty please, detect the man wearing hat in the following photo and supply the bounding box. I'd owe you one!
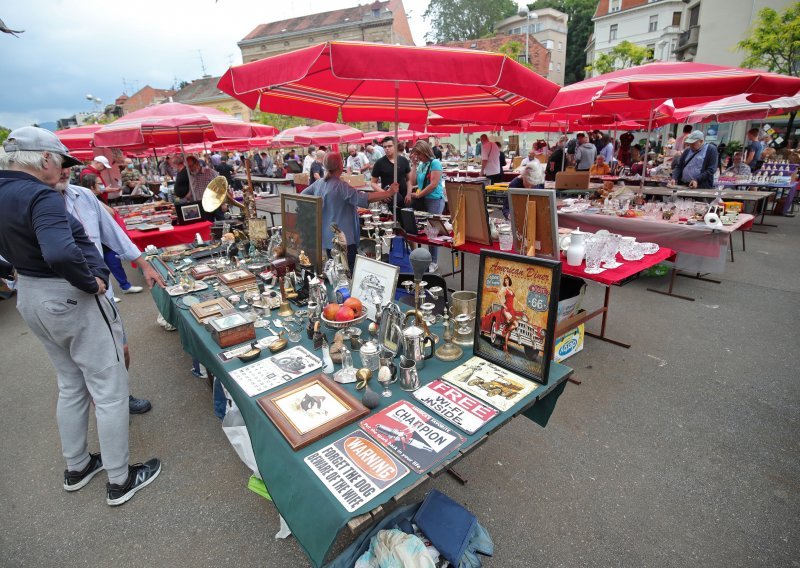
[670,130,719,189]
[80,155,114,200]
[0,127,161,506]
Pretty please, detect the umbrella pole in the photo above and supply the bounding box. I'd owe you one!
[393,81,399,213]
[641,101,655,193]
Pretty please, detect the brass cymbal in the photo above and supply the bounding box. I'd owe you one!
[202,176,233,212]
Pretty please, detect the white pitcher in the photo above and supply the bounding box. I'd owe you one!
[565,228,588,266]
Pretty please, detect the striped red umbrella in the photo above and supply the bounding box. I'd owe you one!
[54,124,103,160]
[659,93,800,125]
[217,41,560,124]
[271,122,363,147]
[93,103,278,148]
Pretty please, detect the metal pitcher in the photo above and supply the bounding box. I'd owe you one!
[401,325,434,370]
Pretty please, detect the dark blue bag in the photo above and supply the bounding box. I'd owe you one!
[388,235,412,273]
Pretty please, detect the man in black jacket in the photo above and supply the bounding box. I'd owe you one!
[671,130,719,189]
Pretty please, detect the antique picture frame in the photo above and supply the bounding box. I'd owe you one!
[473,250,561,385]
[508,188,559,260]
[445,181,492,245]
[190,297,233,324]
[351,255,400,321]
[257,374,369,451]
[281,193,323,272]
[178,203,202,224]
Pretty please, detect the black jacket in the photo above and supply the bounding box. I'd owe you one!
[672,144,719,189]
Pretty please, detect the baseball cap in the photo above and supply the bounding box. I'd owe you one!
[684,130,705,144]
[93,155,113,169]
[3,126,82,167]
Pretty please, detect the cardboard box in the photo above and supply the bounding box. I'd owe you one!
[553,324,584,362]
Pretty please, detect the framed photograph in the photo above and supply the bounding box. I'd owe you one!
[508,188,559,260]
[247,217,269,242]
[445,182,492,245]
[218,269,255,285]
[189,297,233,323]
[473,250,561,385]
[257,374,369,451]
[177,202,203,224]
[351,255,400,321]
[425,217,450,237]
[281,193,323,272]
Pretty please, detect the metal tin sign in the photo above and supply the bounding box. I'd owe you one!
[412,380,499,434]
[360,401,465,474]
[304,430,409,512]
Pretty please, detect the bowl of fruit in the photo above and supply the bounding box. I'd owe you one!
[320,298,367,329]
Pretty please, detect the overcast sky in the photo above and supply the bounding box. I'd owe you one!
[0,0,432,129]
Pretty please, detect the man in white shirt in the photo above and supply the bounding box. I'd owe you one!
[346,144,369,174]
[479,134,502,184]
[515,148,538,172]
[302,146,317,175]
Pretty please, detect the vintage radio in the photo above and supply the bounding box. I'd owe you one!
[208,313,256,348]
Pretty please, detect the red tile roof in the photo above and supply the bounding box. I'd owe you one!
[594,0,652,19]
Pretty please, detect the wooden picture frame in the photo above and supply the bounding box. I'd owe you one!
[473,250,561,385]
[189,297,233,324]
[508,188,559,260]
[351,255,400,321]
[445,181,492,245]
[281,193,323,272]
[177,202,203,225]
[257,374,369,451]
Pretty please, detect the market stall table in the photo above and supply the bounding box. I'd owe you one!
[146,258,573,567]
[254,196,282,226]
[406,232,675,349]
[126,221,211,251]
[234,173,294,195]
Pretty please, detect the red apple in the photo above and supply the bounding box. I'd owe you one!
[323,303,340,320]
[343,297,362,316]
[335,306,355,322]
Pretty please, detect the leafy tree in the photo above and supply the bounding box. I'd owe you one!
[587,41,653,75]
[526,0,597,85]
[737,4,800,147]
[253,110,309,131]
[0,126,10,144]
[424,0,519,43]
[497,39,532,68]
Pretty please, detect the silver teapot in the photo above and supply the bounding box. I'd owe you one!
[401,325,434,370]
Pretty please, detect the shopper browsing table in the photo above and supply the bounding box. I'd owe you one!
[370,136,411,214]
[302,152,396,271]
[479,133,502,184]
[409,140,446,273]
[0,127,161,506]
[671,130,719,189]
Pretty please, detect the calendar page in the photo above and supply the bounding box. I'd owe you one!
[229,346,322,397]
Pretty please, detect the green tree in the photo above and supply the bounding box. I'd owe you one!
[526,0,597,85]
[737,4,800,147]
[586,40,653,75]
[497,39,532,68]
[424,0,519,43]
[253,110,309,131]
[0,126,10,144]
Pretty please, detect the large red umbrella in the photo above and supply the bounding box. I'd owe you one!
[547,62,800,117]
[217,41,560,124]
[658,93,800,125]
[93,103,278,148]
[54,124,104,160]
[271,122,363,147]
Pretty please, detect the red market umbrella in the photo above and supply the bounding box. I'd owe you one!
[659,93,800,125]
[93,103,278,149]
[55,124,103,155]
[356,129,448,144]
[217,41,560,124]
[271,122,363,147]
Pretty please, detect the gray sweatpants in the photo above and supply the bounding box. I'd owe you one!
[16,275,130,485]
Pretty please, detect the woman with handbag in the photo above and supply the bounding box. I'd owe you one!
[408,140,445,273]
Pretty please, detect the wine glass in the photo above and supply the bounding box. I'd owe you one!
[378,366,392,398]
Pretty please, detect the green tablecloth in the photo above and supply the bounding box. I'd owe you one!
[150,268,572,567]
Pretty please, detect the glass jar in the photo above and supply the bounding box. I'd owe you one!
[498,226,513,251]
[359,340,381,373]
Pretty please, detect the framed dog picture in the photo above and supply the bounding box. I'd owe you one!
[257,374,369,451]
[473,250,561,385]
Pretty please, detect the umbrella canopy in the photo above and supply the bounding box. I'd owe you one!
[356,129,448,144]
[93,103,278,148]
[546,62,800,117]
[55,124,103,153]
[217,41,561,124]
[660,93,800,125]
[271,122,363,147]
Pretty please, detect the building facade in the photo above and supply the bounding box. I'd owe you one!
[119,86,176,115]
[438,34,551,80]
[587,0,687,76]
[494,7,569,85]
[238,0,414,64]
[172,76,253,122]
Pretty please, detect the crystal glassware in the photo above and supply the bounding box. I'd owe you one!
[601,233,622,269]
[584,236,606,274]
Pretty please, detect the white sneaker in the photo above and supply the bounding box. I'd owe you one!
[428,263,438,273]
[123,286,143,294]
[156,314,176,330]
[113,297,121,303]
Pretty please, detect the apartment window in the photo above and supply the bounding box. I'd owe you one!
[549,61,554,71]
[511,27,521,34]
[609,24,618,40]
[649,15,658,32]
[558,42,562,51]
[689,5,700,26]
[544,39,554,49]
[672,11,682,26]
[610,0,621,12]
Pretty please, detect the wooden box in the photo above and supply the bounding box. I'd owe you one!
[208,313,256,347]
[218,268,257,292]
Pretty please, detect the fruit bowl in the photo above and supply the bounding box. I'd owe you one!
[320,310,367,329]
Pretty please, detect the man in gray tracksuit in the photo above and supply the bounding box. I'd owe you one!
[0,127,160,506]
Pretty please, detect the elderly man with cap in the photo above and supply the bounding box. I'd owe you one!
[302,152,397,271]
[80,155,114,199]
[0,127,161,506]
[671,130,719,189]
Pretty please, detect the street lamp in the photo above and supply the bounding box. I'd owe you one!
[518,4,538,64]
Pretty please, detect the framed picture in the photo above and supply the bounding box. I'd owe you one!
[508,188,559,260]
[444,182,492,245]
[257,374,369,451]
[177,202,203,224]
[281,193,323,272]
[218,269,255,285]
[473,250,561,385]
[189,297,233,323]
[425,217,449,237]
[351,255,400,321]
